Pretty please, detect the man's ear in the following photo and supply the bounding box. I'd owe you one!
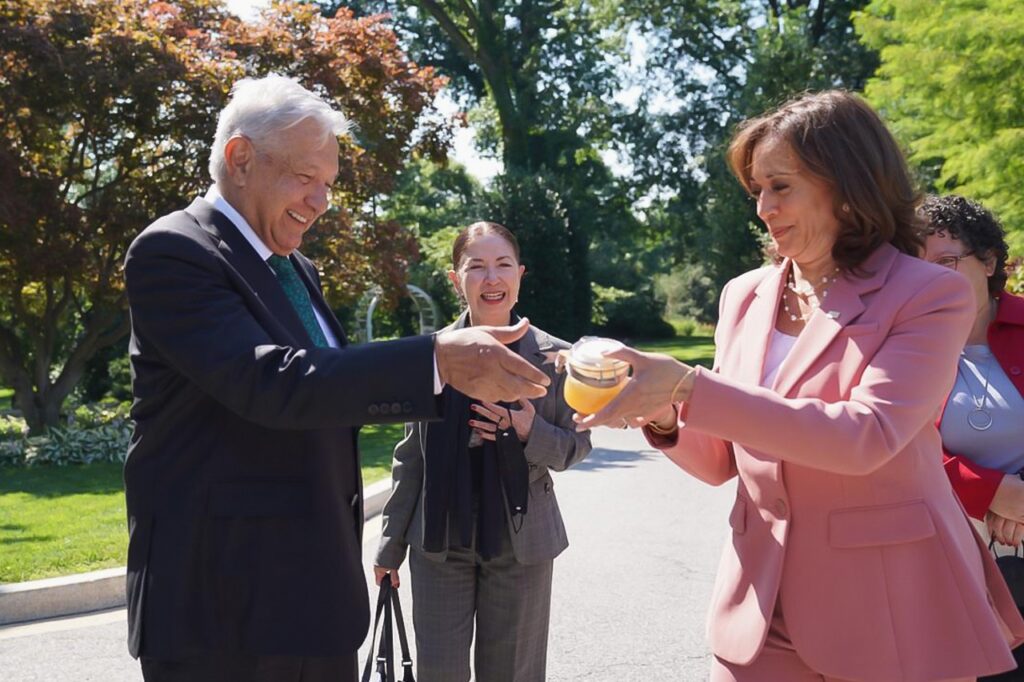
[224,136,255,187]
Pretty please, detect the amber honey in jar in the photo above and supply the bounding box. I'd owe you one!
[562,337,630,415]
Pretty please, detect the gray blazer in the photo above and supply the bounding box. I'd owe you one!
[375,320,592,567]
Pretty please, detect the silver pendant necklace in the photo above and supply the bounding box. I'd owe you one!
[959,354,994,431]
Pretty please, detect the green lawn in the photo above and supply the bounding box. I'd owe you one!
[635,334,715,368]
[359,423,404,484]
[0,423,405,584]
[0,463,127,583]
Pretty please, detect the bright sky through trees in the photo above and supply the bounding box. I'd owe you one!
[224,0,501,182]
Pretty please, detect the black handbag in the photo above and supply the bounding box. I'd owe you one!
[988,539,1024,609]
[982,540,1024,681]
[361,578,415,682]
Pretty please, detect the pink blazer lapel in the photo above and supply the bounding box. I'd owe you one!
[771,244,899,397]
[770,241,901,395]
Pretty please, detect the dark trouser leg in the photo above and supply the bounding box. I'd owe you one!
[140,652,357,682]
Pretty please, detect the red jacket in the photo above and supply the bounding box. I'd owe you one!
[942,290,1024,519]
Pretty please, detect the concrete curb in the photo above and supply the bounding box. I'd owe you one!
[0,477,394,627]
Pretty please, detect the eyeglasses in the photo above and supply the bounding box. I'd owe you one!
[931,252,974,271]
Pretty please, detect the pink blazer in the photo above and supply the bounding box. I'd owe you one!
[657,244,1024,681]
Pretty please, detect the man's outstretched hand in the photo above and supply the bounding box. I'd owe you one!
[435,318,550,402]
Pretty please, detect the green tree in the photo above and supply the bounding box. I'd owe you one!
[479,171,591,339]
[374,158,481,327]
[331,0,618,174]
[613,0,878,318]
[855,0,1024,251]
[376,157,481,238]
[325,0,652,338]
[0,0,447,432]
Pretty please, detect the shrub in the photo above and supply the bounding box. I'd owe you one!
[1008,259,1023,296]
[591,284,675,340]
[106,356,133,402]
[0,414,28,441]
[70,400,132,429]
[0,439,26,466]
[655,263,721,324]
[669,317,716,337]
[0,403,132,467]
[26,423,132,467]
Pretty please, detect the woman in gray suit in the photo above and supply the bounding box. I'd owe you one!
[374,221,592,682]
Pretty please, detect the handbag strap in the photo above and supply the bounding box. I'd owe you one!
[361,579,394,682]
[988,537,1024,558]
[390,585,415,682]
[379,584,396,682]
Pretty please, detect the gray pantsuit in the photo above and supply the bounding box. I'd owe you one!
[375,320,591,682]
[410,536,553,682]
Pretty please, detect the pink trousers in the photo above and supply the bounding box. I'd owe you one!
[709,610,974,682]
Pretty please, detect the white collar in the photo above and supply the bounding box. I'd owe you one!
[204,185,273,262]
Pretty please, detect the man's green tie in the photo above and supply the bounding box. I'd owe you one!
[267,254,329,348]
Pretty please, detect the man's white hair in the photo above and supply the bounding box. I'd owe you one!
[208,74,351,184]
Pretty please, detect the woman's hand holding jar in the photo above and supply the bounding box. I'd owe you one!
[566,340,696,431]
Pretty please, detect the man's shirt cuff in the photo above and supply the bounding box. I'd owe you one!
[433,352,443,394]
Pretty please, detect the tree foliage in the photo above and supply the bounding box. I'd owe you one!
[478,170,591,340]
[0,0,447,431]
[855,0,1024,252]
[325,1,651,338]
[334,0,619,174]
[612,0,878,316]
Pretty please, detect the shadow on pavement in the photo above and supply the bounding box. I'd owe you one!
[572,447,661,472]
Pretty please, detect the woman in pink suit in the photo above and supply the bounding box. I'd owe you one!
[578,91,1024,681]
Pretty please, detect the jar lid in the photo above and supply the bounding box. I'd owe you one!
[568,337,629,373]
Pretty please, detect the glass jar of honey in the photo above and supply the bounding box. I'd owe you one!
[562,337,630,415]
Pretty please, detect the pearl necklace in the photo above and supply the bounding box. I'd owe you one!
[782,267,840,322]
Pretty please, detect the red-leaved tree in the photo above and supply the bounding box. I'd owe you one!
[0,0,450,432]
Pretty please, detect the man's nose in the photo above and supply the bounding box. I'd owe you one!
[307,185,330,216]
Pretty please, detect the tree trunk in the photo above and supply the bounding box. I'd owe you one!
[6,321,128,435]
[13,387,57,435]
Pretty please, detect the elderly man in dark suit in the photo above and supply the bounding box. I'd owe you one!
[123,74,549,682]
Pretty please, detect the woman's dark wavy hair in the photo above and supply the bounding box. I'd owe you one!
[920,194,1009,296]
[727,90,923,271]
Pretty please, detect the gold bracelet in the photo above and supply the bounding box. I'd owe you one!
[646,409,679,435]
[670,365,697,405]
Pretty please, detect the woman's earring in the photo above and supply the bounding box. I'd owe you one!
[842,203,851,213]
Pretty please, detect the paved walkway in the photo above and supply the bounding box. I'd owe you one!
[0,428,735,681]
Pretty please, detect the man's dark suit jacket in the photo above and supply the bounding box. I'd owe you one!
[123,198,439,660]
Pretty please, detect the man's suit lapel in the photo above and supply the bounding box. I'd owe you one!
[771,243,897,397]
[185,198,319,348]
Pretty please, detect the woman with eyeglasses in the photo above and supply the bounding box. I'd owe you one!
[921,195,1024,549]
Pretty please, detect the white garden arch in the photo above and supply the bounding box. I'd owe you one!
[356,284,439,342]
